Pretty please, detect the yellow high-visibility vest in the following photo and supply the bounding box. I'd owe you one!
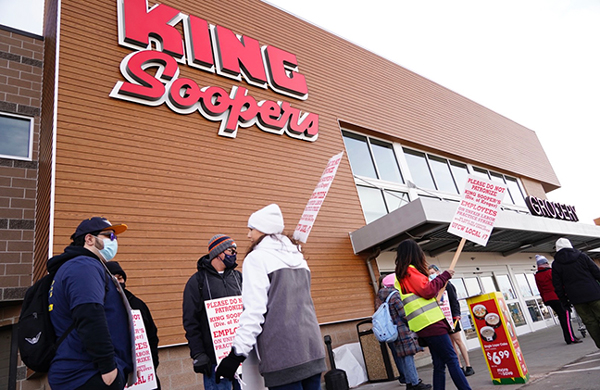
[396,267,445,332]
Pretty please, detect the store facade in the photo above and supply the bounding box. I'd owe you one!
[2,0,600,388]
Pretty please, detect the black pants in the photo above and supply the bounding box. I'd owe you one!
[75,370,125,390]
[546,300,577,343]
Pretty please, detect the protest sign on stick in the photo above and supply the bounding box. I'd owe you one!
[126,310,157,390]
[447,175,507,269]
[293,151,344,243]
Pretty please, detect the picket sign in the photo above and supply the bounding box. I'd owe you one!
[125,310,157,390]
[293,152,344,243]
[447,175,507,270]
[204,296,243,365]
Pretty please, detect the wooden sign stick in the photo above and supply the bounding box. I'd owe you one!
[449,237,467,270]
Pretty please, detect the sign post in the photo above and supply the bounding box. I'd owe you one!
[293,152,344,243]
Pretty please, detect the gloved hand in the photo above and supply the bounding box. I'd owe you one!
[192,353,212,375]
[215,348,246,383]
[561,301,573,312]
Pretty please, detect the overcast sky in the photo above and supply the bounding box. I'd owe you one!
[2,0,598,223]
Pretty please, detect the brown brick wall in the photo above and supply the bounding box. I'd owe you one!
[0,26,43,307]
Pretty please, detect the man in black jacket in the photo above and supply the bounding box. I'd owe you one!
[552,237,600,348]
[182,234,242,389]
[106,261,161,389]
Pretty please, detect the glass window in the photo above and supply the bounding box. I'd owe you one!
[429,156,458,194]
[450,278,468,299]
[403,149,436,190]
[508,302,527,326]
[526,274,539,295]
[342,132,377,178]
[356,186,387,223]
[370,140,404,183]
[464,277,482,297]
[472,167,490,179]
[537,298,552,319]
[526,299,544,322]
[0,113,32,159]
[383,190,409,212]
[450,161,469,193]
[515,274,533,298]
[481,276,497,294]
[496,275,516,300]
[505,177,526,207]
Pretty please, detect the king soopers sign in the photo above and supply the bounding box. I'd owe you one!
[110,0,318,142]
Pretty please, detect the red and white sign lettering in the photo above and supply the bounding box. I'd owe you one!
[294,152,344,243]
[447,175,506,246]
[113,0,317,141]
[205,296,244,365]
[126,310,157,390]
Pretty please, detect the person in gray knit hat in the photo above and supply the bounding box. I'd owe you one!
[182,234,242,390]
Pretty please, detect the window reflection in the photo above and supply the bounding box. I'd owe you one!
[450,161,469,193]
[371,140,403,183]
[508,302,527,326]
[383,190,409,212]
[515,273,533,298]
[356,186,387,223]
[450,278,468,299]
[526,274,539,295]
[464,277,482,297]
[496,275,516,300]
[429,156,458,194]
[403,149,436,190]
[342,132,377,178]
[481,276,496,294]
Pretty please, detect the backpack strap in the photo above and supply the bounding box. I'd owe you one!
[385,289,398,304]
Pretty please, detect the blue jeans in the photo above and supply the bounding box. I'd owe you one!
[391,353,419,386]
[268,373,322,390]
[387,343,406,383]
[425,334,471,390]
[204,365,241,390]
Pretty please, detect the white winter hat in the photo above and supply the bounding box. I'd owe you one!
[555,238,573,252]
[248,204,285,234]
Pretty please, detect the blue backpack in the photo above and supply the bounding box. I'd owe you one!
[372,290,398,343]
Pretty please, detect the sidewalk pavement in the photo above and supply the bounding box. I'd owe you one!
[355,324,598,390]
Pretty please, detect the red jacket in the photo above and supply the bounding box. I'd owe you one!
[534,267,559,303]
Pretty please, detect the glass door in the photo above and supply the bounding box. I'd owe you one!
[494,273,529,336]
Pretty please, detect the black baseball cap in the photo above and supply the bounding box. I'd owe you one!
[71,217,128,240]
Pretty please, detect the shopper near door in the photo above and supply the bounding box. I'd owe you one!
[552,238,600,348]
[428,265,475,376]
[182,234,242,390]
[215,204,327,389]
[533,254,581,345]
[395,239,472,390]
[377,274,432,390]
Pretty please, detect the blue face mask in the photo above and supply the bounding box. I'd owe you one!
[97,236,118,261]
[428,273,437,281]
[222,253,237,268]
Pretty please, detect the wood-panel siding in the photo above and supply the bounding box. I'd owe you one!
[48,0,558,346]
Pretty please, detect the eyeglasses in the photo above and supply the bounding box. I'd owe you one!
[97,232,117,241]
[224,247,237,255]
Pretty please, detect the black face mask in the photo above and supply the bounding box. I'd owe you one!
[119,282,126,291]
[222,253,237,268]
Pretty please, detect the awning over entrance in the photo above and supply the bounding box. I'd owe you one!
[349,197,600,259]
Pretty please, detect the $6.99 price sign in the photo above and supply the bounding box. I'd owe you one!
[487,350,510,365]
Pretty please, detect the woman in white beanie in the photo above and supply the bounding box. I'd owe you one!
[216,204,326,389]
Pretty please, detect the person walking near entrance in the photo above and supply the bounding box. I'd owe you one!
[428,265,475,376]
[533,254,581,345]
[552,238,600,348]
[395,239,471,390]
[377,275,431,390]
[182,234,242,390]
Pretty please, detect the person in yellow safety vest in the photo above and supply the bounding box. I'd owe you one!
[394,239,472,390]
